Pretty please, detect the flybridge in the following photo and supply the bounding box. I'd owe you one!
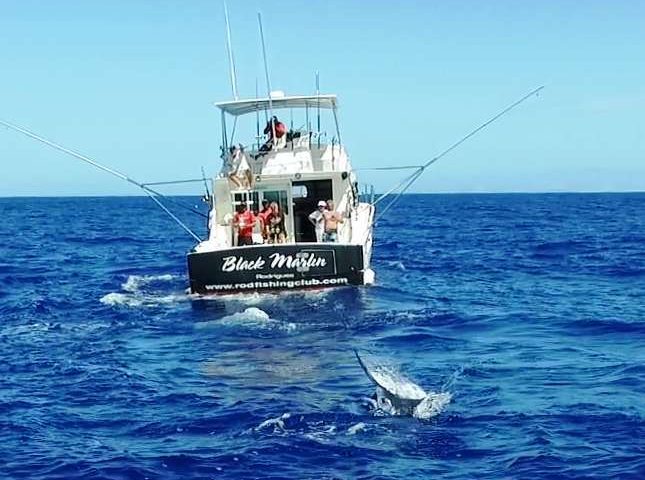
[215,94,338,117]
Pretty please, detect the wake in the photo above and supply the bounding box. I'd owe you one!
[100,274,187,307]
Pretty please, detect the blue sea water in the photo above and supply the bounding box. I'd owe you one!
[0,193,644,479]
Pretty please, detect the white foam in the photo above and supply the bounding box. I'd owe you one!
[99,273,187,308]
[122,274,175,293]
[347,422,367,435]
[210,288,332,305]
[304,424,337,443]
[255,413,291,432]
[225,306,270,323]
[413,392,452,419]
[100,291,187,308]
[100,292,144,307]
[196,307,296,332]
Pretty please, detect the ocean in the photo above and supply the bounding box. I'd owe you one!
[1,193,643,479]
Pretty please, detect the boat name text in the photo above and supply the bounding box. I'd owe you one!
[221,252,328,272]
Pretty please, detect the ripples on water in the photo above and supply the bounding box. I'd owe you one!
[1,194,644,479]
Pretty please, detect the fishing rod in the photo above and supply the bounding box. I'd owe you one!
[200,166,213,210]
[356,165,424,171]
[200,166,211,198]
[141,178,205,187]
[372,85,544,222]
[0,119,204,242]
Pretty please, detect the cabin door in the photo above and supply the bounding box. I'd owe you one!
[292,180,333,242]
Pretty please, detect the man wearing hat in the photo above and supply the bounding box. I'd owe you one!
[308,200,327,242]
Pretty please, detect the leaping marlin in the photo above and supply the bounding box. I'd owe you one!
[354,350,451,419]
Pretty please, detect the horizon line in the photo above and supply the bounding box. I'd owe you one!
[1,189,644,199]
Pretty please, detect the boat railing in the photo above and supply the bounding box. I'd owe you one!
[221,137,347,178]
[227,127,335,156]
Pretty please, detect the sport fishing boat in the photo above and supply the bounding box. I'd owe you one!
[0,6,542,297]
[187,92,375,294]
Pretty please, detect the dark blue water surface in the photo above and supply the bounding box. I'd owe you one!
[1,193,644,479]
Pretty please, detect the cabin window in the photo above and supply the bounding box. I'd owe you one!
[292,184,308,199]
[262,190,289,215]
[232,191,260,213]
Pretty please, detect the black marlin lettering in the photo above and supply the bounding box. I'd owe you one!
[269,252,327,270]
[221,255,266,272]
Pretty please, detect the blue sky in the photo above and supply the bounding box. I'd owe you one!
[1,0,644,196]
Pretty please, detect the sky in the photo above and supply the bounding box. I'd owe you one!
[1,0,644,196]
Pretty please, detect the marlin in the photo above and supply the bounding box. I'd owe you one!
[355,350,451,419]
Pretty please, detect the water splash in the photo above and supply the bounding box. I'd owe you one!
[387,260,406,271]
[100,291,186,308]
[255,413,291,433]
[100,292,145,307]
[122,274,176,293]
[100,273,186,308]
[195,307,297,332]
[208,288,333,305]
[347,422,367,435]
[357,352,451,419]
[413,392,452,419]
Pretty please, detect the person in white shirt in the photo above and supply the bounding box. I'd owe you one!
[308,200,327,242]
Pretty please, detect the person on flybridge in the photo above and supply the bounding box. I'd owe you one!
[257,116,287,156]
[308,200,327,243]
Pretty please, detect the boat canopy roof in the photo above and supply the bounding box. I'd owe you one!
[215,94,338,117]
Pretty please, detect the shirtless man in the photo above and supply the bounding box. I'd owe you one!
[322,199,344,242]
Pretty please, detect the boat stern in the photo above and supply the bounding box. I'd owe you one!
[187,243,365,294]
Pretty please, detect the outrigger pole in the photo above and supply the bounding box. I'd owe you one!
[373,85,545,222]
[0,119,203,242]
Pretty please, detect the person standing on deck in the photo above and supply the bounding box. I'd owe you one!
[233,203,256,246]
[257,199,273,242]
[267,201,286,244]
[323,199,344,243]
[308,200,327,242]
